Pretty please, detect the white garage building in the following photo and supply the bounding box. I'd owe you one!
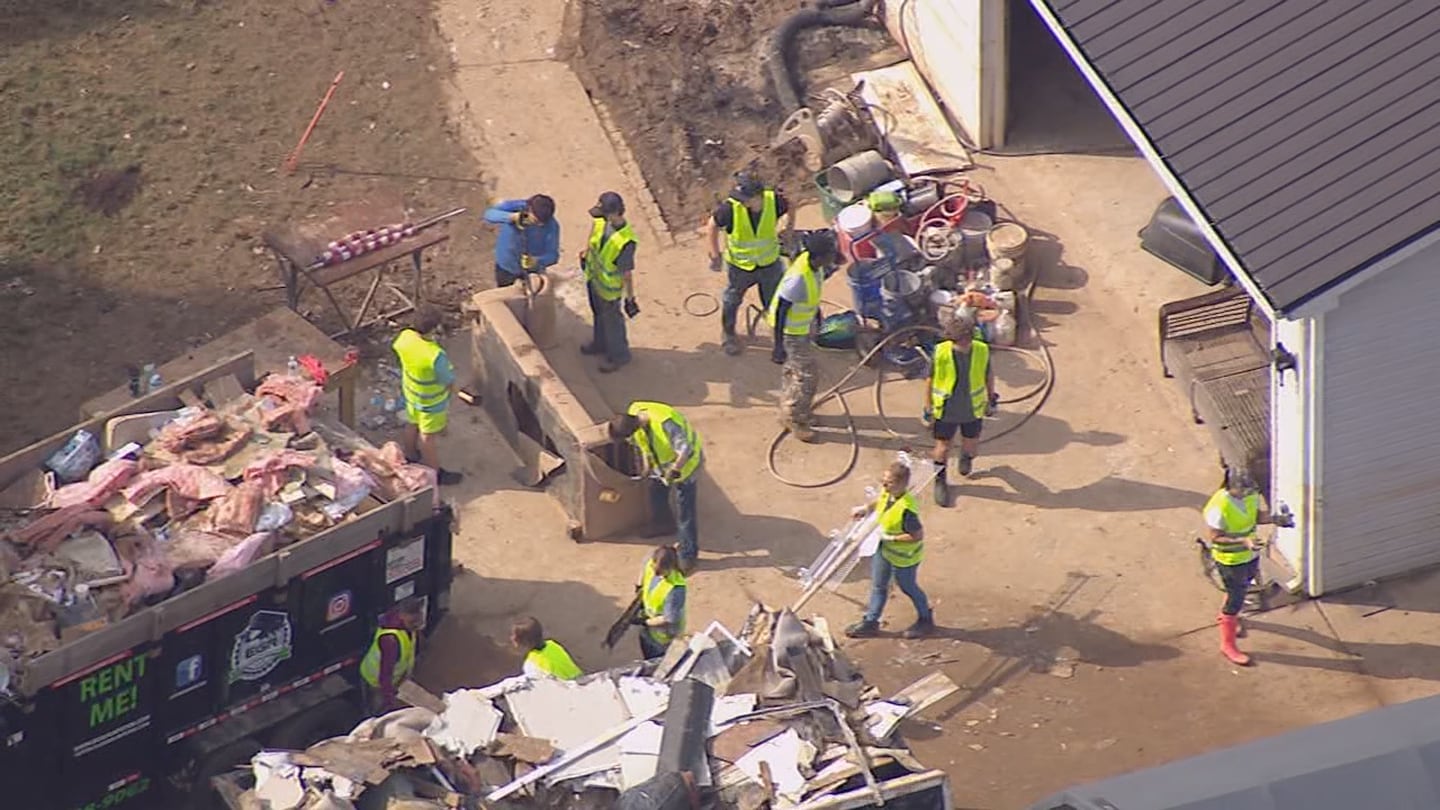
[890,0,1440,594]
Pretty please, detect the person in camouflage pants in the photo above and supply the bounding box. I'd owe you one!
[768,231,840,442]
[780,333,818,433]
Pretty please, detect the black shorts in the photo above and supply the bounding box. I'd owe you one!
[933,419,982,441]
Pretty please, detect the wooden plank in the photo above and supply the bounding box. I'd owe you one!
[81,308,353,421]
[888,671,959,718]
[397,680,447,714]
[852,61,971,176]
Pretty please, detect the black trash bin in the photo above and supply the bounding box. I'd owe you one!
[1139,197,1227,285]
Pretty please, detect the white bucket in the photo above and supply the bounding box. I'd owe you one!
[837,202,875,237]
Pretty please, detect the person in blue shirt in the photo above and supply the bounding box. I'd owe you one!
[482,194,561,288]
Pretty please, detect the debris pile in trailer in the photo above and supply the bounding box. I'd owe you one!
[216,607,956,810]
[0,369,436,692]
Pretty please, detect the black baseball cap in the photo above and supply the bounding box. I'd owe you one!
[589,191,626,218]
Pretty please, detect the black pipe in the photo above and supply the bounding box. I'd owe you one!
[764,0,880,113]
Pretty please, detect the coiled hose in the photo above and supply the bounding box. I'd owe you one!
[766,282,1056,488]
[765,0,880,113]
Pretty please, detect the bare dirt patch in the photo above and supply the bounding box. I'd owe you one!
[568,0,901,231]
[0,0,496,452]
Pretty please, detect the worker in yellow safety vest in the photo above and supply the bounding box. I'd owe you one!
[1204,468,1293,665]
[579,191,640,373]
[925,311,996,507]
[511,616,582,680]
[392,305,463,485]
[609,402,704,572]
[359,598,425,714]
[845,461,935,639]
[706,172,795,356]
[633,545,688,660]
[768,230,843,442]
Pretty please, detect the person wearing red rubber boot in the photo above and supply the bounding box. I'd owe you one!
[1203,468,1293,665]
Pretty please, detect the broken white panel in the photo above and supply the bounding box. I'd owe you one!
[617,720,664,790]
[863,701,910,741]
[709,694,758,736]
[506,676,630,782]
[251,751,305,810]
[734,729,816,804]
[425,689,503,756]
[618,676,670,718]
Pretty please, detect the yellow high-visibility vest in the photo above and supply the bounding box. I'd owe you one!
[876,490,924,567]
[767,253,820,337]
[930,339,990,419]
[627,401,702,483]
[724,191,781,270]
[1206,489,1259,565]
[638,559,687,646]
[526,640,582,680]
[584,218,637,302]
[393,329,449,413]
[359,627,416,687]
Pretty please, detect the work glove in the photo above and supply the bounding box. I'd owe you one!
[624,297,641,318]
[520,253,536,271]
[771,344,787,365]
[513,211,532,227]
[1274,508,1296,529]
[629,614,648,627]
[709,255,723,273]
[921,407,933,426]
[985,393,999,417]
[665,468,682,485]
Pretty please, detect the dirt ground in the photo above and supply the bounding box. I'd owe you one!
[0,0,495,453]
[568,0,900,231]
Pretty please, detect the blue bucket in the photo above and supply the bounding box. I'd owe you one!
[847,261,886,321]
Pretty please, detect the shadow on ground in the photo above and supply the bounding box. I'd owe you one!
[1249,615,1440,682]
[961,464,1204,512]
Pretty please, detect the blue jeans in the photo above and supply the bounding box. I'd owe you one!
[864,554,932,624]
[587,283,631,365]
[649,475,699,562]
[639,630,667,660]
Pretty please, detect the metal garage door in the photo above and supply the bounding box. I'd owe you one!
[1321,247,1440,591]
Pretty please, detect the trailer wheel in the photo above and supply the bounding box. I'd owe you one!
[190,737,261,810]
[266,697,361,751]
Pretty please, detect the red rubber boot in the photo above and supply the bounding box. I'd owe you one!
[1218,614,1251,666]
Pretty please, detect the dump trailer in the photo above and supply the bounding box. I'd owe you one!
[1031,693,1440,809]
[0,354,454,810]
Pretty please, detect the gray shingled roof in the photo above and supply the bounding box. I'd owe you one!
[1035,0,1440,313]
[1030,691,1440,809]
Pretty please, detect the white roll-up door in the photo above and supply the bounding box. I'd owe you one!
[1320,247,1440,591]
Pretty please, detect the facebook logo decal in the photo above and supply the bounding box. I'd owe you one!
[176,655,204,690]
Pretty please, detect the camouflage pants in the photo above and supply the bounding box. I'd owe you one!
[780,335,818,424]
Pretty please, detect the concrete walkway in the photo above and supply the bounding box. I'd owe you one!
[421,1,1440,806]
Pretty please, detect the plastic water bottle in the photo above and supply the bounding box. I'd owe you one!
[287,355,299,376]
[140,363,160,393]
